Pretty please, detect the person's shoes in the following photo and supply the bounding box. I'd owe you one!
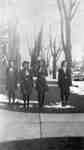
[62,102,66,107]
[39,106,42,112]
[13,101,15,105]
[27,106,30,112]
[8,101,11,105]
[24,106,27,112]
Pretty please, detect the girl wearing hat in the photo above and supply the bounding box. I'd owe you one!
[58,60,72,106]
[36,59,48,109]
[20,61,33,111]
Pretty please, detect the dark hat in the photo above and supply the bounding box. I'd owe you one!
[61,60,67,68]
[22,61,29,67]
[8,59,15,65]
[9,59,15,62]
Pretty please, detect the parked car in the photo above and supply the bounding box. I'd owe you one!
[78,72,84,81]
[72,70,84,81]
[72,70,80,81]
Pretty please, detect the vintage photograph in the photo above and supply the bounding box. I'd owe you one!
[0,0,84,149]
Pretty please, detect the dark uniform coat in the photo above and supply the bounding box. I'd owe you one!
[36,67,48,93]
[6,67,17,92]
[20,68,33,97]
[58,68,72,97]
[36,66,48,107]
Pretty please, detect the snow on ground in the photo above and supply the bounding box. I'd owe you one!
[0,94,38,105]
[0,81,84,110]
[44,102,75,109]
[71,81,84,95]
[0,95,75,109]
[47,78,84,96]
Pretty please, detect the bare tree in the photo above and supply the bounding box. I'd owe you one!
[26,25,43,75]
[0,24,8,63]
[57,0,80,70]
[44,47,51,68]
[31,26,43,64]
[49,33,62,79]
[8,22,21,69]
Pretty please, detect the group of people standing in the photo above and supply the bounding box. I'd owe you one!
[6,58,72,111]
[6,59,48,111]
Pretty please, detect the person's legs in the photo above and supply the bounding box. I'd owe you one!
[23,94,26,109]
[65,95,69,105]
[39,91,44,108]
[41,91,45,107]
[38,91,41,108]
[65,87,70,105]
[60,87,65,106]
[8,90,11,104]
[12,91,15,104]
[27,95,29,109]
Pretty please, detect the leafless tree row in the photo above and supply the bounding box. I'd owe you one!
[0,0,80,79]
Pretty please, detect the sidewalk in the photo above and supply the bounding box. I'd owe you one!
[0,93,84,143]
[0,110,40,142]
[0,109,84,142]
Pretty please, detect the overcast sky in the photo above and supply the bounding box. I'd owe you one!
[0,0,84,61]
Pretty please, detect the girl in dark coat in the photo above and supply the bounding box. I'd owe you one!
[36,59,48,108]
[7,60,17,104]
[58,60,72,106]
[20,61,33,111]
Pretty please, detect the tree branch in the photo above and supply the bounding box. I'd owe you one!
[55,47,60,58]
[61,0,68,19]
[56,48,62,62]
[53,36,56,54]
[57,0,63,18]
[51,47,54,56]
[49,33,54,56]
[71,0,78,11]
[53,37,61,59]
[71,0,80,20]
[57,0,66,50]
[60,16,66,50]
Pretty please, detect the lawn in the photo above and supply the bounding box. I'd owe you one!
[0,79,84,113]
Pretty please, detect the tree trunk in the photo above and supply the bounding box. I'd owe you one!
[52,55,56,79]
[65,18,72,70]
